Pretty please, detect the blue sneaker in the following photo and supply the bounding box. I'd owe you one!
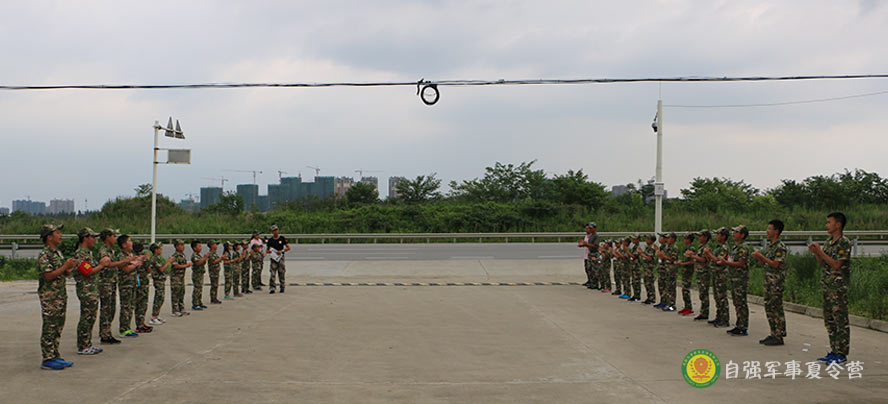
[817,352,835,362]
[662,306,676,312]
[41,360,65,370]
[53,358,73,367]
[121,329,139,338]
[653,303,665,309]
[192,306,204,311]
[619,294,630,299]
[829,354,848,364]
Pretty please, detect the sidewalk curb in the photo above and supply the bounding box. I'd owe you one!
[746,294,885,334]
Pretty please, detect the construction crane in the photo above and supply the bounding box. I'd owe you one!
[277,170,288,180]
[184,192,197,212]
[306,166,321,177]
[354,169,382,179]
[201,176,228,189]
[224,169,263,208]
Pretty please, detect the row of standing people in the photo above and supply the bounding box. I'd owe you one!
[35,224,290,370]
[578,212,852,365]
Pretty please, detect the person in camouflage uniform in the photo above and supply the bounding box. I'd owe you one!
[117,235,144,337]
[147,243,174,325]
[222,242,239,299]
[191,240,209,310]
[250,233,265,290]
[688,230,712,321]
[206,241,223,304]
[704,227,731,327]
[677,233,697,315]
[169,239,192,316]
[97,228,133,344]
[717,225,751,336]
[752,219,788,345]
[599,241,613,292]
[808,212,852,363]
[656,232,679,311]
[132,242,152,333]
[72,227,108,355]
[240,241,253,293]
[637,234,658,304]
[37,224,78,370]
[627,235,642,301]
[610,240,624,296]
[577,223,600,289]
[652,234,667,307]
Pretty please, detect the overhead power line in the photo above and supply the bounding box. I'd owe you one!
[664,89,888,108]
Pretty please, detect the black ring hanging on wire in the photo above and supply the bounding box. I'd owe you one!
[420,84,439,106]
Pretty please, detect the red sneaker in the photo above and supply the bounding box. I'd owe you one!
[678,308,690,315]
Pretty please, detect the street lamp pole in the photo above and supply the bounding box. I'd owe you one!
[654,99,664,234]
[152,121,160,243]
[151,118,188,244]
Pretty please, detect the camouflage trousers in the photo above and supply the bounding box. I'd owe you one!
[252,259,263,288]
[170,270,186,314]
[75,283,98,351]
[729,267,749,330]
[99,277,117,339]
[241,262,251,291]
[712,267,730,323]
[151,274,166,317]
[192,269,205,307]
[680,265,694,310]
[612,261,623,294]
[134,273,150,328]
[208,266,221,302]
[225,264,240,296]
[620,261,631,295]
[118,278,136,334]
[822,273,850,356]
[656,264,667,303]
[269,259,286,290]
[696,266,711,317]
[764,269,786,337]
[599,261,611,290]
[662,266,677,307]
[40,296,66,361]
[642,263,656,301]
[583,259,596,286]
[628,261,641,299]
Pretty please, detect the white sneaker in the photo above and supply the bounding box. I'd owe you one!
[157,317,167,324]
[148,318,162,326]
[171,312,183,317]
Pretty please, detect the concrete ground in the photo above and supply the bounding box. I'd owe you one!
[1,259,885,403]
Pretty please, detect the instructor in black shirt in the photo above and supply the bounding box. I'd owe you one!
[266,225,290,294]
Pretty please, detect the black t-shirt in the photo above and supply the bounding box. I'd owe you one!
[266,236,288,252]
[587,233,600,254]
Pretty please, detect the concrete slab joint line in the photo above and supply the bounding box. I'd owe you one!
[746,292,886,334]
[284,282,578,287]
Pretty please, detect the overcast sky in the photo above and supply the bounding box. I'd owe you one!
[1,0,887,210]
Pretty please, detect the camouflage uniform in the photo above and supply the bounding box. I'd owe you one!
[711,241,731,324]
[663,244,680,307]
[207,248,221,301]
[642,243,657,302]
[97,245,119,339]
[656,245,667,304]
[584,234,600,288]
[191,251,206,307]
[251,249,263,289]
[223,250,240,296]
[695,242,711,317]
[821,236,851,356]
[170,251,187,313]
[72,247,99,350]
[620,244,632,294]
[762,239,788,337]
[680,243,696,310]
[241,250,252,291]
[133,255,150,328]
[148,254,167,317]
[599,246,612,289]
[729,241,751,331]
[38,246,68,361]
[628,241,641,299]
[118,251,138,334]
[611,248,622,294]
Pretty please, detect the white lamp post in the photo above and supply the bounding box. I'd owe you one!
[653,100,664,234]
[151,118,189,243]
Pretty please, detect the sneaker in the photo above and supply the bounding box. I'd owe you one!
[681,308,694,316]
[727,328,748,336]
[601,288,611,293]
[157,317,167,323]
[759,335,773,344]
[254,287,262,291]
[279,288,284,293]
[259,282,266,286]
[763,337,784,346]
[200,304,208,309]
[136,326,153,333]
[582,281,591,287]
[713,321,730,328]
[830,354,848,364]
[236,293,244,297]
[270,289,275,294]
[101,337,121,344]
[41,360,66,370]
[629,297,640,302]
[662,306,676,312]
[148,318,163,326]
[121,330,139,338]
[224,296,234,300]
[693,315,709,321]
[171,312,183,317]
[641,299,653,305]
[817,352,836,363]
[653,303,665,309]
[611,291,621,296]
[53,358,74,367]
[211,300,222,304]
[77,346,102,355]
[182,311,191,316]
[678,308,690,315]
[245,290,253,294]
[619,294,630,299]
[707,319,718,324]
[192,306,203,311]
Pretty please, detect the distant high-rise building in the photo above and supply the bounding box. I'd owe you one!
[237,184,259,210]
[334,177,355,199]
[12,200,46,215]
[611,185,630,196]
[200,187,222,209]
[48,199,75,215]
[179,198,198,213]
[0,207,9,216]
[388,176,407,199]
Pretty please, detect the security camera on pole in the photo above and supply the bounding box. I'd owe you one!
[151,117,190,243]
[652,100,664,234]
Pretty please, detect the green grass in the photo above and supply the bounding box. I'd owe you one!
[0,257,39,281]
